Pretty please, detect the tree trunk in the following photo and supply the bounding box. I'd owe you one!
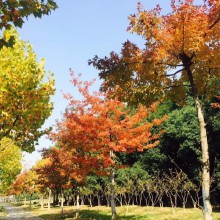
[88,195,92,207]
[110,150,117,220]
[110,168,117,220]
[80,195,85,205]
[61,193,64,213]
[183,60,213,220]
[40,194,44,209]
[29,194,32,208]
[97,195,101,206]
[48,189,51,210]
[75,187,80,218]
[195,98,213,220]
[106,195,110,207]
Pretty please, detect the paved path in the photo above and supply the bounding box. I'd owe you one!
[0,203,43,220]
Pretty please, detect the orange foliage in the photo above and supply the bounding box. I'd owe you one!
[9,169,39,196]
[35,147,74,191]
[211,94,220,108]
[51,71,166,181]
[90,0,220,105]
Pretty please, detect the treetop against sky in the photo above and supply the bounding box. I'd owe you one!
[17,0,204,166]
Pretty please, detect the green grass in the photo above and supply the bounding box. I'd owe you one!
[27,205,220,220]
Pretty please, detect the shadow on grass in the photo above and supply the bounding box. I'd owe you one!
[39,209,140,220]
[80,209,142,220]
[213,207,220,213]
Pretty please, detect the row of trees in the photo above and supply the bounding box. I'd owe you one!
[0,0,57,195]
[0,28,55,193]
[0,1,219,220]
[19,73,166,220]
[88,1,220,219]
[8,74,220,219]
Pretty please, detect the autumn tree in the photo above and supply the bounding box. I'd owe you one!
[35,146,72,207]
[9,169,39,207]
[0,29,55,151]
[0,0,57,48]
[51,71,166,220]
[0,137,22,194]
[90,1,220,219]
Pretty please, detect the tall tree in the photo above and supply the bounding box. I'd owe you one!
[0,0,57,48]
[0,29,55,151]
[35,146,72,205]
[51,71,166,220]
[90,1,220,219]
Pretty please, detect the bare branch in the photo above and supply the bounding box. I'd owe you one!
[165,84,191,89]
[162,63,184,67]
[164,68,185,77]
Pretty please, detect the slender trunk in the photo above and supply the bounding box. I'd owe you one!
[48,189,51,210]
[174,193,178,208]
[195,98,212,220]
[88,195,92,207]
[106,195,110,207]
[183,59,213,220]
[29,194,32,208]
[67,195,70,206]
[97,195,101,206]
[61,193,64,213]
[110,151,117,220]
[40,194,44,209]
[75,187,80,218]
[139,192,143,206]
[80,195,85,205]
[110,167,117,220]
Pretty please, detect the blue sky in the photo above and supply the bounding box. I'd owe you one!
[18,0,202,167]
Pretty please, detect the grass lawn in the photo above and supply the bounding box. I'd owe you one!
[26,205,220,220]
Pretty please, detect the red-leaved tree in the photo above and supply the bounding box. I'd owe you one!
[51,71,166,220]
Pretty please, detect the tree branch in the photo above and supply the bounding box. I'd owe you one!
[165,84,191,89]
[0,116,19,141]
[165,68,185,77]
[204,17,220,38]
[209,17,220,31]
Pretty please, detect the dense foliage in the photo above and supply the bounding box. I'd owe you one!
[0,137,21,194]
[0,29,55,151]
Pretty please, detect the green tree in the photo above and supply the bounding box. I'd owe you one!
[0,137,21,194]
[0,29,55,151]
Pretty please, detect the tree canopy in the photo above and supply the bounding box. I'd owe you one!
[51,72,166,177]
[0,29,55,151]
[90,0,220,106]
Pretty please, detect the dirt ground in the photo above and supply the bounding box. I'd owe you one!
[0,203,43,220]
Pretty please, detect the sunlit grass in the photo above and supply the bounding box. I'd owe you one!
[26,204,220,220]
